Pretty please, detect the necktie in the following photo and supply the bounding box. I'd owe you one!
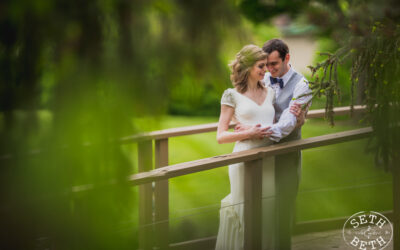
[270,77,284,89]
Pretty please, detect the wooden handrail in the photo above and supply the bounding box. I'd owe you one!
[119,122,235,143]
[306,105,365,118]
[119,105,366,143]
[129,126,372,186]
[129,104,369,249]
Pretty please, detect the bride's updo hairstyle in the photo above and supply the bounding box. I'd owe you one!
[229,44,268,93]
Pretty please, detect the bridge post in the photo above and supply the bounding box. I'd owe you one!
[261,156,276,249]
[155,138,169,249]
[138,140,153,250]
[244,158,262,250]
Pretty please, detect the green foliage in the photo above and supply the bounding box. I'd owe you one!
[308,37,352,109]
[350,22,400,170]
[0,0,241,248]
[169,84,223,116]
[167,19,280,116]
[307,50,345,125]
[304,0,400,171]
[239,0,310,23]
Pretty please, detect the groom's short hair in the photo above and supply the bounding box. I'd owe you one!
[262,39,289,61]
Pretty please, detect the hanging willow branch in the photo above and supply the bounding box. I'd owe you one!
[305,22,400,171]
[303,48,348,126]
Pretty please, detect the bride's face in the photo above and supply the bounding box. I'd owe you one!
[249,59,268,82]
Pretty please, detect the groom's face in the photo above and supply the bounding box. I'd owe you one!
[266,50,289,78]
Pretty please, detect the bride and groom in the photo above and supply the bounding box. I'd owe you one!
[215,39,312,250]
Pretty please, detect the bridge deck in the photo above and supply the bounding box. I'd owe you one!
[293,227,393,250]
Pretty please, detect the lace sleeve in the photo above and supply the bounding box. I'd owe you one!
[221,89,235,108]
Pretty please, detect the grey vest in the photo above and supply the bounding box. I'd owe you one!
[274,71,303,143]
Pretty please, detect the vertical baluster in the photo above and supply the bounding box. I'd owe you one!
[244,158,263,250]
[138,140,153,250]
[394,164,400,250]
[155,138,169,249]
[261,156,276,249]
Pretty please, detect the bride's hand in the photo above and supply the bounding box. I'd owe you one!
[247,124,272,139]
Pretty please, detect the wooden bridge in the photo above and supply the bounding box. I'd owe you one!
[126,105,396,249]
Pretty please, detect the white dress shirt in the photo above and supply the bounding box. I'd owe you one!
[264,66,312,142]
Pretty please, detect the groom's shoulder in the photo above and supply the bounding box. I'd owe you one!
[292,69,309,86]
[292,68,306,80]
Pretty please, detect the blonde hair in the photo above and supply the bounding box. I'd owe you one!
[229,44,268,93]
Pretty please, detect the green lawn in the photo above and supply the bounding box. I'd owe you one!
[143,115,393,243]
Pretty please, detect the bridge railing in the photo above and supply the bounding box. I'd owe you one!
[128,105,380,250]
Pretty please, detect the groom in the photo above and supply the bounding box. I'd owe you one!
[262,38,312,249]
[235,39,311,249]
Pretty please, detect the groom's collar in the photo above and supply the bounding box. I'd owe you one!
[280,64,294,88]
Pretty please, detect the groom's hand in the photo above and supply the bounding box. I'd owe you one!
[290,102,306,128]
[247,125,272,139]
[235,123,272,139]
[235,123,252,132]
[290,102,302,117]
[261,126,273,138]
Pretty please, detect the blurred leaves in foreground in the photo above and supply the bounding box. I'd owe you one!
[0,0,240,249]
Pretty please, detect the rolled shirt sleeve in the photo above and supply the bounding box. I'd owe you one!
[268,78,312,142]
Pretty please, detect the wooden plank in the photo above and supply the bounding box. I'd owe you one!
[169,236,217,250]
[294,210,393,235]
[119,106,366,143]
[167,211,394,250]
[244,159,263,250]
[306,105,365,118]
[154,138,169,249]
[119,122,235,143]
[138,140,153,250]
[129,127,373,186]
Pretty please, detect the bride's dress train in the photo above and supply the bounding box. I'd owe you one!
[215,87,276,250]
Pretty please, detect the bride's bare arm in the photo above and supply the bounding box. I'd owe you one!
[217,105,270,144]
[234,122,251,132]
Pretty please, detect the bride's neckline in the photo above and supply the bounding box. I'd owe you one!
[233,88,268,107]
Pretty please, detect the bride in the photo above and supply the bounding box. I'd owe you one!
[215,45,299,250]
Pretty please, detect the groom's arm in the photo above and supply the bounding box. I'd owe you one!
[234,103,307,133]
[268,79,312,142]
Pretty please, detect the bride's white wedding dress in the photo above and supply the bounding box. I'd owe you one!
[215,87,276,250]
